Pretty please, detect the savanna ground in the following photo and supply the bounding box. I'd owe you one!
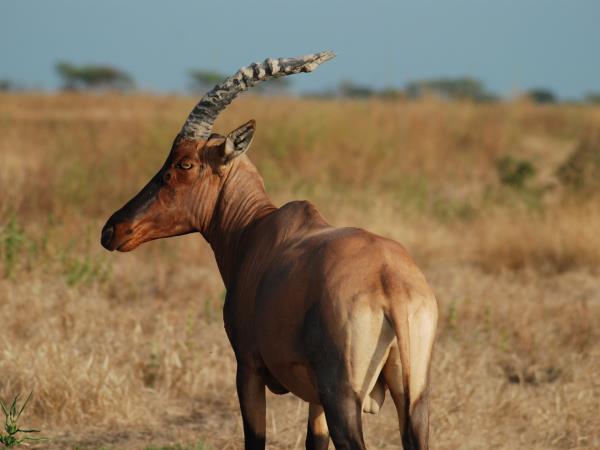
[1,93,599,449]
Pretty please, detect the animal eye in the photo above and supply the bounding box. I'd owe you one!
[177,161,193,170]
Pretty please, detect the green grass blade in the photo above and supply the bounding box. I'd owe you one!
[9,394,20,418]
[16,392,33,421]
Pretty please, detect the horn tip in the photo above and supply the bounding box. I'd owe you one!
[302,50,336,72]
[317,50,336,60]
[313,50,336,65]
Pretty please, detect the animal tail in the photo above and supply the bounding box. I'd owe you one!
[387,295,437,450]
[387,302,412,440]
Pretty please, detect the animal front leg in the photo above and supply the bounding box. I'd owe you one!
[306,403,330,450]
[236,366,267,450]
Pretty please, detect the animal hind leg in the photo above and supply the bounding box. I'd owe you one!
[404,383,430,450]
[384,298,436,450]
[402,298,436,450]
[317,384,366,450]
[382,349,407,444]
[302,304,368,449]
[383,351,431,449]
[306,403,330,450]
[236,365,267,450]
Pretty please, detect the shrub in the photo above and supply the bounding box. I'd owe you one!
[496,155,536,189]
[557,131,600,192]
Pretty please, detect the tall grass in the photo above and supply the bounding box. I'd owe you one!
[0,93,599,448]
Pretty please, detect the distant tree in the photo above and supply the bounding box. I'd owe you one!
[406,77,496,102]
[56,61,134,91]
[0,79,12,91]
[0,79,27,91]
[379,87,405,100]
[188,69,227,92]
[303,88,337,99]
[584,92,600,104]
[338,80,374,98]
[526,88,556,104]
[253,76,291,94]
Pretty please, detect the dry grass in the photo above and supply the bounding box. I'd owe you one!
[0,93,599,449]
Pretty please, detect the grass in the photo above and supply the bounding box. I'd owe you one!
[142,443,210,450]
[71,443,209,450]
[0,392,43,448]
[0,93,599,449]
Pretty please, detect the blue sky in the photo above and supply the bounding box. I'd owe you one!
[1,0,599,99]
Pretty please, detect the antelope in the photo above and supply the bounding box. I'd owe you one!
[101,51,438,450]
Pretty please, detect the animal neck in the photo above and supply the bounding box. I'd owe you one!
[203,157,276,287]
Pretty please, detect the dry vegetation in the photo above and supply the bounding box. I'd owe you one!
[1,93,599,449]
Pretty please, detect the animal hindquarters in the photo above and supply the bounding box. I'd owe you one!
[304,303,397,449]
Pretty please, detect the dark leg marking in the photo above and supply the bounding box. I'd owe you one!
[306,431,330,450]
[402,387,430,450]
[320,391,366,450]
[302,303,366,449]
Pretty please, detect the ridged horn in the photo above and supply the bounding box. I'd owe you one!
[179,51,336,140]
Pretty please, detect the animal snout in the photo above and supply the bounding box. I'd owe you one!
[100,225,115,250]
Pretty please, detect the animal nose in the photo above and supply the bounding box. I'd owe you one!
[101,225,114,250]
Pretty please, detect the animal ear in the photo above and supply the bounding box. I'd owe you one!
[222,120,256,164]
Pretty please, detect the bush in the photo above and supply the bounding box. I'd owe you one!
[584,92,600,104]
[496,155,536,189]
[406,77,497,102]
[557,131,600,192]
[526,88,556,104]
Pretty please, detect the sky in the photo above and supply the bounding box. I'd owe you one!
[1,0,599,99]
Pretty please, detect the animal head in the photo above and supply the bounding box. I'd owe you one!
[100,51,335,252]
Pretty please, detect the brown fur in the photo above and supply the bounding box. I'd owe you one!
[101,121,438,449]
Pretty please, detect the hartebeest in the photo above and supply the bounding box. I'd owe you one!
[101,52,438,450]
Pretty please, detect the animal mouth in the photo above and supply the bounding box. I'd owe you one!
[102,220,177,252]
[101,226,142,252]
[115,236,141,252]
[114,223,157,252]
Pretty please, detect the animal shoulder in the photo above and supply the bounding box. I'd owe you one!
[264,200,330,235]
[277,200,326,222]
